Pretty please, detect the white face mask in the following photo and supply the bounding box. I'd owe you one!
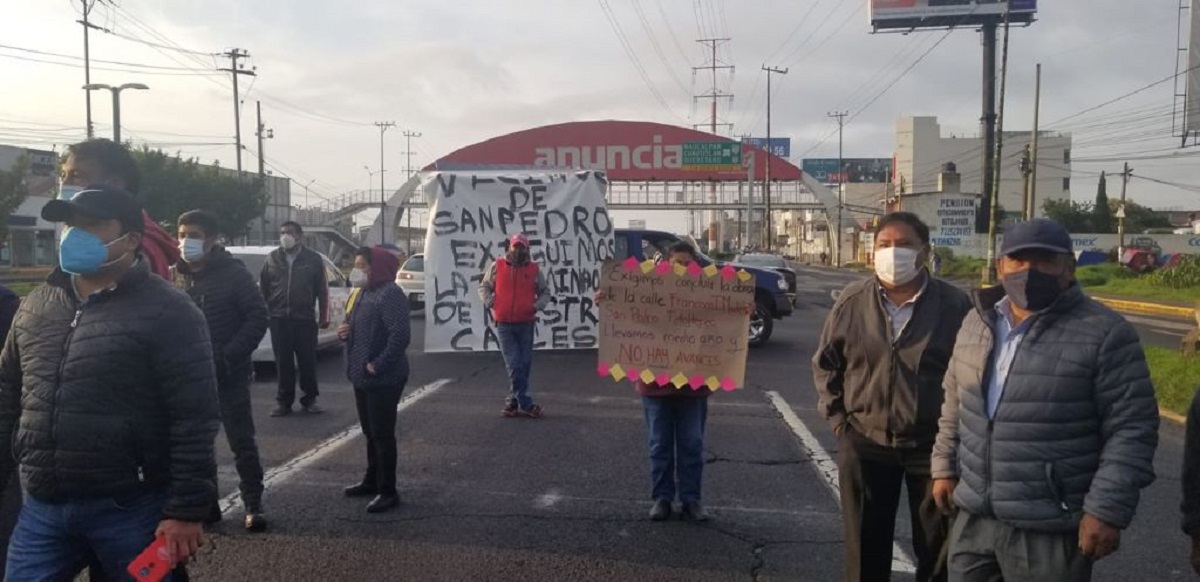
[349,268,369,288]
[179,238,207,263]
[280,234,298,250]
[874,247,922,286]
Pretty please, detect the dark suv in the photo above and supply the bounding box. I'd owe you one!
[614,229,793,347]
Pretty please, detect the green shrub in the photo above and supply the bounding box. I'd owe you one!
[1150,256,1200,289]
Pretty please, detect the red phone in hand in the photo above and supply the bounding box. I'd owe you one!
[127,535,171,582]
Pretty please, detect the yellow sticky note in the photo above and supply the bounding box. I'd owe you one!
[703,264,718,277]
[705,376,721,391]
[737,270,752,282]
[610,364,626,382]
[673,263,687,276]
[640,260,656,273]
[640,369,656,384]
[671,372,689,388]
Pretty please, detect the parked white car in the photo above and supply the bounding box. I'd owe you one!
[395,253,425,309]
[226,246,353,369]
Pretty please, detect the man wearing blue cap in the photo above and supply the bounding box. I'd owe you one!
[930,218,1159,581]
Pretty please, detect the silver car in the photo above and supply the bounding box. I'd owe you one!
[396,253,425,308]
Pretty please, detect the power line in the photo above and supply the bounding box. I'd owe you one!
[1045,64,1200,129]
[0,52,220,76]
[0,43,213,71]
[598,0,683,120]
[631,0,691,97]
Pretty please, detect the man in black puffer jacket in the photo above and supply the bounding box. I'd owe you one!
[175,210,269,533]
[0,186,219,580]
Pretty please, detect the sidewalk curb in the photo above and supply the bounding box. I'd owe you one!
[1162,407,1187,426]
[1092,297,1196,319]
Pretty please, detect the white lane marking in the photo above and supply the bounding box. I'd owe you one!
[766,391,918,574]
[220,378,452,513]
[534,489,564,509]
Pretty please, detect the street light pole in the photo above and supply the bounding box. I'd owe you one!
[83,83,149,143]
[762,65,788,251]
[374,121,396,245]
[304,179,315,208]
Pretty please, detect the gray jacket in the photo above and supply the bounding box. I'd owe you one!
[812,274,971,448]
[931,284,1159,532]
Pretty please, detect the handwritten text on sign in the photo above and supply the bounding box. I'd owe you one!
[422,171,614,353]
[597,258,755,391]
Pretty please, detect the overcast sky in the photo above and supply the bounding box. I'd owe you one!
[2,0,1197,232]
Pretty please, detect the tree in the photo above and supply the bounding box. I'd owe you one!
[0,156,30,243]
[132,147,267,238]
[1042,198,1094,232]
[1092,171,1113,233]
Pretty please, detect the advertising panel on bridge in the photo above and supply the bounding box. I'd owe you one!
[421,170,614,353]
[740,137,791,158]
[870,0,1037,31]
[801,158,893,184]
[426,121,803,183]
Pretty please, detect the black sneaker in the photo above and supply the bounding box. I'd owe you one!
[680,501,709,522]
[366,493,400,514]
[244,506,267,533]
[649,499,672,522]
[301,403,324,414]
[269,405,292,417]
[343,482,377,498]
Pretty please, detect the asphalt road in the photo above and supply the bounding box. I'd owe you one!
[172,267,1197,581]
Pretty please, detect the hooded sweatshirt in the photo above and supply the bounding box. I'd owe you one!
[345,247,410,389]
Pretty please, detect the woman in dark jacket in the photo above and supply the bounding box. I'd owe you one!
[338,246,410,513]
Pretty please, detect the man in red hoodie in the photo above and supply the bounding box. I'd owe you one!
[59,139,179,279]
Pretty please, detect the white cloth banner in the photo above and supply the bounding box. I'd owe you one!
[421,170,613,353]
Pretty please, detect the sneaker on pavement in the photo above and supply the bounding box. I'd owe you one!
[244,506,267,533]
[518,404,543,419]
[680,501,709,522]
[269,405,292,417]
[502,402,519,417]
[366,493,400,514]
[649,499,672,522]
[343,482,377,498]
[301,403,324,414]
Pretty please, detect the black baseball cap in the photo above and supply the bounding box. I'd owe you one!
[42,184,144,234]
[1001,218,1072,256]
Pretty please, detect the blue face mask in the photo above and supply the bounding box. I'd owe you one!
[59,184,83,201]
[59,227,129,276]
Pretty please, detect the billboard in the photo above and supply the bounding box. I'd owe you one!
[802,158,893,184]
[870,0,1037,30]
[740,137,791,158]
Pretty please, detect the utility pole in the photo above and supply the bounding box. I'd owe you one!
[828,111,848,267]
[374,121,396,245]
[78,0,100,139]
[1019,144,1033,219]
[219,49,255,175]
[984,11,1011,286]
[977,22,998,234]
[1028,63,1042,219]
[763,65,787,252]
[694,38,733,252]
[402,130,422,255]
[255,101,274,180]
[1118,162,1132,258]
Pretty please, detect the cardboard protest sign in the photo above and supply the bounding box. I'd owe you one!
[421,170,613,353]
[596,257,755,391]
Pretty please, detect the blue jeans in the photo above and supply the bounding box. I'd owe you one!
[496,322,535,409]
[643,396,708,503]
[6,489,171,582]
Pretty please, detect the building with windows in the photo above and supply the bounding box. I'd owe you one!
[893,116,1071,219]
[1,145,59,269]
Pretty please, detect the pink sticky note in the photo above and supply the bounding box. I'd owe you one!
[720,376,739,391]
[686,262,702,277]
[720,265,737,281]
[597,362,610,377]
[655,261,671,276]
[689,375,706,389]
[656,373,671,386]
[622,256,640,272]
[627,368,640,383]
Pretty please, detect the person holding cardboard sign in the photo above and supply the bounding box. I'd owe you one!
[813,212,972,582]
[479,233,552,418]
